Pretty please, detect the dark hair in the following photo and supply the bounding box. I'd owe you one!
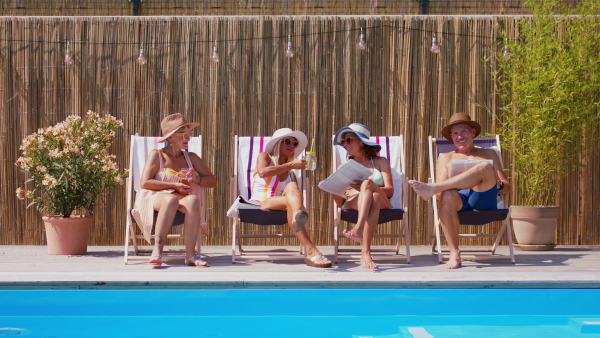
[348,143,379,159]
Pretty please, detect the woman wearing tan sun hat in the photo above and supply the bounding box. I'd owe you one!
[132,113,216,267]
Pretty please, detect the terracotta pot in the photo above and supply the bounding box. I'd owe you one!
[42,215,91,255]
[511,206,559,247]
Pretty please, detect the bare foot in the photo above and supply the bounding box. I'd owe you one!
[343,229,362,243]
[408,180,436,201]
[185,255,210,267]
[148,255,162,266]
[360,253,378,269]
[445,251,462,269]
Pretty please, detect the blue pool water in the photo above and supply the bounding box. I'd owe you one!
[1,288,599,337]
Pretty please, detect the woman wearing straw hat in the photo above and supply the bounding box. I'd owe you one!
[249,128,332,268]
[133,113,216,267]
[330,123,394,269]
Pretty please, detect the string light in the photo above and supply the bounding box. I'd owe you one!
[64,42,74,65]
[211,41,219,63]
[285,35,295,58]
[503,39,511,61]
[137,43,147,65]
[431,35,440,54]
[358,27,366,50]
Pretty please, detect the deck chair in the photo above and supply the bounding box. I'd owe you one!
[331,135,410,264]
[428,135,515,264]
[124,134,205,264]
[229,135,307,263]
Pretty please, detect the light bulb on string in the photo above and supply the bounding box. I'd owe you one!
[285,35,295,58]
[64,42,74,65]
[137,43,147,65]
[211,41,219,63]
[431,35,440,54]
[503,39,511,61]
[358,27,366,50]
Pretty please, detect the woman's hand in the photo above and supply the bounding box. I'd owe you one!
[174,182,193,195]
[348,179,364,191]
[289,159,307,170]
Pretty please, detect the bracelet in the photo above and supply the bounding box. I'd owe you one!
[498,181,504,191]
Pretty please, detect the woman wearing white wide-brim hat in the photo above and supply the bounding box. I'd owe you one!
[329,123,394,270]
[133,113,217,267]
[249,128,332,268]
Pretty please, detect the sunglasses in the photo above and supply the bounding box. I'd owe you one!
[172,131,193,139]
[340,137,358,146]
[283,138,299,148]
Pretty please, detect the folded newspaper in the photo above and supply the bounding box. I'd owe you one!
[226,195,260,218]
[318,159,373,196]
[450,159,493,177]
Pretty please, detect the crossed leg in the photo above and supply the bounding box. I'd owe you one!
[258,182,331,267]
[409,161,497,269]
[343,179,392,269]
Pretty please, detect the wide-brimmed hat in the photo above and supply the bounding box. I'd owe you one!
[265,128,308,158]
[333,123,382,152]
[158,113,200,142]
[441,113,481,142]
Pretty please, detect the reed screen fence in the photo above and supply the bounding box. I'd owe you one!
[1,16,598,247]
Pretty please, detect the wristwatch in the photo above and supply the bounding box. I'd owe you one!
[497,181,504,191]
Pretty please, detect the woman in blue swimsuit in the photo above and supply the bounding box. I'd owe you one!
[330,123,394,269]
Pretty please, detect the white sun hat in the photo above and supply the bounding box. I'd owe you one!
[265,128,308,158]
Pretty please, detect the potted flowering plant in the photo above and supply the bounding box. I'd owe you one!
[15,111,127,254]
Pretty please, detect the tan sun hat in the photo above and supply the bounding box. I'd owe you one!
[441,113,481,142]
[157,113,200,142]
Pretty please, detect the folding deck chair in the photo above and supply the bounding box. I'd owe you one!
[124,134,205,264]
[229,135,306,263]
[331,135,410,264]
[428,135,515,264]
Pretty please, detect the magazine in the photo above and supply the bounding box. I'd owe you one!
[318,159,373,196]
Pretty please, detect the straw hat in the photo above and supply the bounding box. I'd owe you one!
[157,114,200,142]
[265,128,308,159]
[441,113,481,142]
[333,123,382,152]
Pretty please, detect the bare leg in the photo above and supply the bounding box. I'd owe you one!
[259,184,331,266]
[410,161,496,201]
[438,190,463,269]
[149,194,180,264]
[178,194,208,267]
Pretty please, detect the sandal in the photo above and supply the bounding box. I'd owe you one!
[304,255,332,268]
[148,255,163,266]
[185,254,209,267]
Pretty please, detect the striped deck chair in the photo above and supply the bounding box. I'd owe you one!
[331,135,410,264]
[428,135,515,264]
[124,134,205,264]
[229,136,306,263]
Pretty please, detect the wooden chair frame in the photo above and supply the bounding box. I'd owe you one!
[229,135,306,263]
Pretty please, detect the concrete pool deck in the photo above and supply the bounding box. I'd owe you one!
[1,245,599,289]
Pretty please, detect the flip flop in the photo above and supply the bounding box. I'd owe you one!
[293,210,309,233]
[343,229,362,243]
[148,255,162,266]
[304,255,332,268]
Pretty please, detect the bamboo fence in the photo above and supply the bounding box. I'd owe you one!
[0,16,598,247]
[0,1,581,16]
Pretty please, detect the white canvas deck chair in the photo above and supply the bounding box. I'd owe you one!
[331,135,410,264]
[229,135,306,263]
[428,135,515,264]
[124,134,205,264]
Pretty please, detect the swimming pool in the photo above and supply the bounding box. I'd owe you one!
[1,288,599,337]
